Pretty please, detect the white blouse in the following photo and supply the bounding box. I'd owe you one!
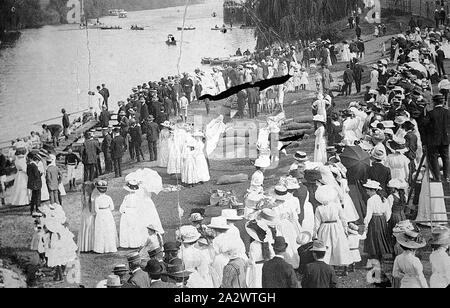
[94,194,114,212]
[392,251,428,288]
[364,194,391,227]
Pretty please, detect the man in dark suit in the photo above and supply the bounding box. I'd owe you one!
[302,240,337,288]
[127,252,151,288]
[81,131,102,182]
[129,119,145,162]
[352,59,364,93]
[101,128,113,174]
[145,115,160,162]
[424,94,450,181]
[146,260,177,288]
[436,46,446,78]
[27,154,42,215]
[261,237,298,288]
[341,64,354,96]
[99,84,110,110]
[110,128,126,178]
[247,86,259,119]
[367,147,391,197]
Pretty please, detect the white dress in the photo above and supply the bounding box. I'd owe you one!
[194,140,210,182]
[385,153,410,182]
[119,192,148,248]
[342,118,359,145]
[167,129,186,175]
[314,126,327,164]
[393,251,429,288]
[347,233,362,263]
[246,241,275,288]
[158,128,171,168]
[38,161,50,202]
[93,194,118,254]
[274,199,301,268]
[46,227,78,267]
[370,69,379,89]
[211,233,231,288]
[314,202,353,266]
[301,191,315,236]
[429,248,450,288]
[181,245,214,288]
[300,71,309,86]
[341,44,351,62]
[182,147,198,184]
[9,156,29,206]
[137,189,164,234]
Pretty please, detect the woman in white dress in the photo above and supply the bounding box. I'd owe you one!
[392,231,428,288]
[313,115,327,164]
[342,112,360,146]
[429,227,450,288]
[119,180,148,248]
[193,132,210,183]
[385,137,410,182]
[93,181,118,254]
[341,41,351,62]
[158,121,172,168]
[314,185,353,267]
[37,159,50,202]
[245,220,275,288]
[9,151,29,206]
[181,138,198,186]
[167,125,185,175]
[370,64,379,89]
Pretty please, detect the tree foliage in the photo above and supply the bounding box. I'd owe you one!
[253,0,363,48]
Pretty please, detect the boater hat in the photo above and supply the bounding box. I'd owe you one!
[106,275,122,288]
[395,230,426,249]
[124,179,140,192]
[258,208,279,226]
[363,180,382,191]
[127,252,141,264]
[294,151,308,161]
[310,239,328,252]
[178,225,201,244]
[112,264,128,275]
[271,185,289,201]
[207,217,230,230]
[387,136,408,154]
[148,247,162,258]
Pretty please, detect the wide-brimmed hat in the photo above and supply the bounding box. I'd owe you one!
[313,114,326,123]
[388,178,408,190]
[221,209,243,221]
[387,136,408,153]
[148,247,163,258]
[245,220,270,243]
[254,157,270,168]
[145,259,165,275]
[272,236,288,251]
[113,264,128,275]
[394,116,409,125]
[207,217,230,230]
[393,220,415,234]
[124,179,140,192]
[127,252,141,264]
[285,177,300,190]
[381,120,395,128]
[395,230,426,249]
[96,180,108,192]
[271,184,289,201]
[311,239,328,252]
[106,275,122,288]
[258,208,279,226]
[189,212,204,222]
[429,227,450,246]
[363,179,382,191]
[371,147,386,161]
[359,140,374,152]
[161,121,172,128]
[315,185,338,205]
[178,225,201,243]
[294,151,308,161]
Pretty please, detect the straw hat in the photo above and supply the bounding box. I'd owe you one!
[359,140,374,152]
[285,177,300,190]
[96,180,108,192]
[106,275,122,288]
[178,225,201,244]
[245,220,270,243]
[271,185,289,201]
[258,208,279,226]
[189,213,204,223]
[371,147,386,161]
[387,136,408,154]
[207,217,230,230]
[313,115,326,123]
[161,121,172,128]
[429,227,450,246]
[310,239,328,252]
[294,151,308,161]
[363,180,382,190]
[124,179,140,192]
[112,264,128,275]
[394,116,409,125]
[388,178,408,190]
[221,209,243,221]
[395,230,426,249]
[392,220,415,234]
[127,252,141,264]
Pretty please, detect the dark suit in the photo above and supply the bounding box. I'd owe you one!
[367,162,391,197]
[102,134,113,173]
[81,138,102,181]
[302,261,337,288]
[247,88,259,119]
[436,49,446,77]
[341,69,354,96]
[128,269,151,288]
[145,122,160,161]
[129,124,144,162]
[111,135,126,177]
[424,105,450,180]
[27,162,42,213]
[99,88,110,109]
[352,64,364,93]
[261,256,298,288]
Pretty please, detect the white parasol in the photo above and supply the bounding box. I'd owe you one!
[126,168,163,194]
[406,62,427,75]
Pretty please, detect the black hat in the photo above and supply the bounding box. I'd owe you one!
[145,260,165,275]
[166,259,192,278]
[272,236,288,251]
[163,242,180,252]
[148,247,162,258]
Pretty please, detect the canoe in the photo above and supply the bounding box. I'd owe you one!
[131,27,144,30]
[239,25,255,29]
[177,27,196,31]
[100,27,122,30]
[201,58,212,64]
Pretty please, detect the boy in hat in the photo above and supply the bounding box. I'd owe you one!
[301,240,337,288]
[127,252,151,288]
[46,154,62,205]
[261,236,298,288]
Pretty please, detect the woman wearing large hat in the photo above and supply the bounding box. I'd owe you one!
[93,180,118,254]
[119,179,148,248]
[157,121,172,168]
[313,114,327,164]
[362,180,394,269]
[429,227,450,288]
[314,185,352,270]
[385,136,410,182]
[9,148,30,207]
[392,230,428,288]
[207,217,231,288]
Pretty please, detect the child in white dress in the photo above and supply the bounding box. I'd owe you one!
[299,69,309,91]
[182,139,198,186]
[347,222,361,272]
[93,181,118,254]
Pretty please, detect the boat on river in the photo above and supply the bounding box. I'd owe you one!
[201,55,250,66]
[131,25,145,30]
[177,26,196,31]
[100,26,122,30]
[166,34,177,45]
[118,11,128,18]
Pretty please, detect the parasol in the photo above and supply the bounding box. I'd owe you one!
[406,62,427,75]
[340,146,370,180]
[126,168,163,194]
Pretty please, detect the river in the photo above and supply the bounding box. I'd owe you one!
[0,1,256,145]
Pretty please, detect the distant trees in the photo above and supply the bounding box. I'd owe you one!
[253,0,362,48]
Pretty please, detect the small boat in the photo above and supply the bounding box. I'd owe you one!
[118,11,128,18]
[131,26,144,30]
[177,26,196,31]
[239,25,255,29]
[108,9,120,16]
[100,26,122,30]
[201,57,212,64]
[166,34,177,45]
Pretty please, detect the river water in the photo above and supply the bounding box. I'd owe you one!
[0,1,256,145]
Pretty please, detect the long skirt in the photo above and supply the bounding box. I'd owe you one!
[348,181,367,222]
[317,222,353,266]
[9,172,29,206]
[158,139,170,168]
[364,215,393,258]
[77,209,95,252]
[387,210,406,241]
[93,210,118,254]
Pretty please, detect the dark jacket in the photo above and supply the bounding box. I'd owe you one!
[140,103,150,123]
[0,153,7,176]
[62,114,70,129]
[368,162,391,195]
[102,134,112,157]
[436,49,446,63]
[302,261,337,288]
[404,131,418,161]
[261,256,298,288]
[145,121,160,142]
[81,138,101,164]
[127,269,151,288]
[352,64,364,81]
[27,162,42,190]
[111,135,126,159]
[99,110,110,128]
[343,68,354,84]
[424,106,450,146]
[129,125,143,143]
